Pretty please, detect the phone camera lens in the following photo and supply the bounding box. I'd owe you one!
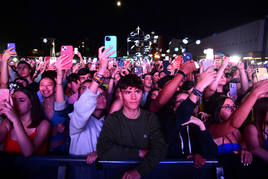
[106,37,111,41]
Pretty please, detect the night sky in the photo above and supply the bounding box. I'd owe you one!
[1,0,267,56]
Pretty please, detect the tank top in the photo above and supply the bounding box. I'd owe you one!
[4,129,47,155]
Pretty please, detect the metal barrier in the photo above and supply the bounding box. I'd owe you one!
[0,152,224,179]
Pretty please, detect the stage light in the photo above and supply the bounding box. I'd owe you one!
[154,53,160,59]
[182,38,188,44]
[196,40,201,45]
[161,54,166,57]
[181,48,186,53]
[251,60,254,64]
[43,38,48,43]
[154,35,159,39]
[166,49,170,53]
[116,1,122,7]
[174,47,179,52]
[230,55,241,64]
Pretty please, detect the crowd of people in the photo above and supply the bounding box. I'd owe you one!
[0,46,268,179]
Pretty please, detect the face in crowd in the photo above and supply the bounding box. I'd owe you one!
[79,81,107,110]
[17,63,31,79]
[150,89,159,100]
[12,91,32,116]
[120,86,143,110]
[79,73,91,84]
[39,77,55,98]
[220,98,237,122]
[143,74,153,89]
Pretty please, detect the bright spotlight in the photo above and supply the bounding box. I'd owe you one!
[230,55,241,64]
[195,40,201,45]
[174,47,179,52]
[43,38,48,43]
[182,39,188,44]
[166,49,170,53]
[116,1,122,7]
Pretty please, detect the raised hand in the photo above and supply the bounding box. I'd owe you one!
[0,100,18,124]
[251,79,268,98]
[195,66,217,92]
[2,48,17,62]
[98,46,115,75]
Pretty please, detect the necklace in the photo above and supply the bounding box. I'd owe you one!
[123,108,141,119]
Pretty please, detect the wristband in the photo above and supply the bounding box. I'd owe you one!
[93,77,103,85]
[192,88,203,97]
[176,70,187,78]
[96,73,104,78]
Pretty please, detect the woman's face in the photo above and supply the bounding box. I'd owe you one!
[17,63,31,78]
[220,98,236,122]
[13,91,32,116]
[151,90,159,100]
[219,73,227,86]
[39,78,55,98]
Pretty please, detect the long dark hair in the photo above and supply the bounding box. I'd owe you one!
[253,97,268,146]
[208,95,232,124]
[14,87,44,128]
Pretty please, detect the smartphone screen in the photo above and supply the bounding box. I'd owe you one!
[229,83,237,101]
[182,52,192,62]
[60,45,74,69]
[104,36,117,58]
[201,59,213,71]
[0,89,10,103]
[256,68,268,81]
[7,43,16,52]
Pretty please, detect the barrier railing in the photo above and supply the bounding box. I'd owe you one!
[0,152,224,179]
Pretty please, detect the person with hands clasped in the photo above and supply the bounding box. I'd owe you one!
[69,46,115,161]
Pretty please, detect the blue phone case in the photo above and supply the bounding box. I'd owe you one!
[105,36,117,58]
[182,52,192,62]
[7,43,16,52]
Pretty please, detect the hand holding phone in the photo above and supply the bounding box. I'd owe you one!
[60,45,74,69]
[256,68,268,81]
[7,43,16,52]
[0,89,10,103]
[229,83,238,101]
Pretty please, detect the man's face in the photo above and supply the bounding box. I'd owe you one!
[70,80,80,93]
[96,88,107,110]
[79,81,91,97]
[144,75,153,88]
[120,87,143,110]
[79,74,91,83]
[17,63,31,78]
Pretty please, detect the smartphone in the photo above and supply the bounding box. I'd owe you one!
[7,43,16,52]
[163,61,170,75]
[0,89,10,103]
[229,83,237,101]
[256,68,268,81]
[134,66,143,76]
[200,59,213,71]
[104,36,117,58]
[118,58,124,67]
[60,45,74,69]
[182,52,192,62]
[74,47,78,55]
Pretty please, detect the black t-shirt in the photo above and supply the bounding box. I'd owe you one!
[28,81,39,92]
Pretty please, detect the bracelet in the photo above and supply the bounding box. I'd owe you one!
[192,88,203,97]
[176,70,187,78]
[95,73,104,78]
[56,83,63,86]
[93,77,103,85]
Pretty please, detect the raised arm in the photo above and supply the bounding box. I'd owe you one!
[237,62,249,95]
[203,59,229,100]
[150,60,196,112]
[209,80,268,138]
[0,48,17,88]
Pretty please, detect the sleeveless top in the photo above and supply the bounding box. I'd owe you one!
[4,129,47,155]
[217,137,242,155]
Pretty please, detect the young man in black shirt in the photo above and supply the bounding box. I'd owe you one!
[97,74,167,179]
